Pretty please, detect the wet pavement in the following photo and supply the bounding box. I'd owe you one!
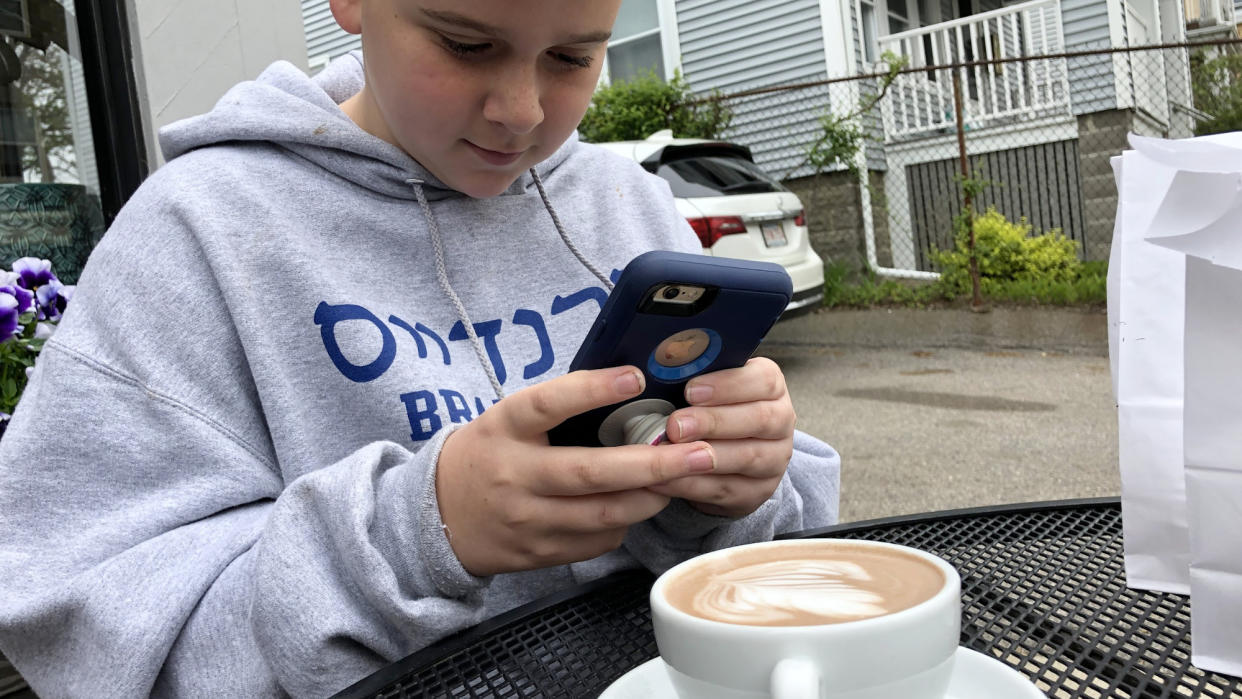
[761,307,1118,523]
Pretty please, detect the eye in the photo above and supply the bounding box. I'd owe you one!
[550,51,594,69]
[440,35,491,57]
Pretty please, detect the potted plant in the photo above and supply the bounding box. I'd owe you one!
[0,257,72,438]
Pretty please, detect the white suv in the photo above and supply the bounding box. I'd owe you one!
[596,130,824,317]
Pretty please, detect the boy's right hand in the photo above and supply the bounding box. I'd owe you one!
[435,366,717,577]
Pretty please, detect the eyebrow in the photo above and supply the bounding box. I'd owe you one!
[419,8,612,44]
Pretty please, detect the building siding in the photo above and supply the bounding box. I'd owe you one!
[678,0,830,178]
[1061,0,1118,113]
[303,0,360,69]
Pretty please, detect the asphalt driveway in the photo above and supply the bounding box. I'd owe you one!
[761,306,1118,523]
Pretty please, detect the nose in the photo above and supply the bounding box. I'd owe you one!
[483,63,544,135]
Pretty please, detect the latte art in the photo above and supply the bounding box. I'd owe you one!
[691,560,891,625]
[665,543,945,627]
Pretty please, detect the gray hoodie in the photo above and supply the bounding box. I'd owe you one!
[0,53,840,698]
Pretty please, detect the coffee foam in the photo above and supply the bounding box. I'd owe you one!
[664,543,945,627]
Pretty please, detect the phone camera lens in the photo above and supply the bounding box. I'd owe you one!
[662,287,680,300]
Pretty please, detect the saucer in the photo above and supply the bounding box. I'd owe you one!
[598,646,1044,698]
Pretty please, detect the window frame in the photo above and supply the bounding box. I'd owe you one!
[74,0,148,224]
[601,0,681,84]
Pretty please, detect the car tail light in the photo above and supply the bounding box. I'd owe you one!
[686,216,747,247]
[793,210,806,227]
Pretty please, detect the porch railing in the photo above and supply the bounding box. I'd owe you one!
[877,0,1072,141]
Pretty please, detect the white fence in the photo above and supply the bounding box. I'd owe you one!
[877,0,1073,141]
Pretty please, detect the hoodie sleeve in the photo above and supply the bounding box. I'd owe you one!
[0,187,496,698]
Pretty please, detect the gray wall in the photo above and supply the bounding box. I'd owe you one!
[677,0,831,178]
[1062,0,1120,113]
[130,0,308,167]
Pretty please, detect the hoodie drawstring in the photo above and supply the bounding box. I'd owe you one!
[528,168,614,292]
[407,168,611,402]
[408,177,506,400]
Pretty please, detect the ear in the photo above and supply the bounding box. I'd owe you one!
[329,0,363,35]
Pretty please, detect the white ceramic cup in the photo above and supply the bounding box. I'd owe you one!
[650,539,961,699]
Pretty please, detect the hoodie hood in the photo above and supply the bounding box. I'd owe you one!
[158,51,577,202]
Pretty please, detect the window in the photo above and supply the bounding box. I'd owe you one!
[888,0,910,35]
[606,0,672,83]
[861,0,879,63]
[861,0,924,63]
[0,0,143,283]
[654,152,788,198]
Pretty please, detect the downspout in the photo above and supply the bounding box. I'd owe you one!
[855,141,941,280]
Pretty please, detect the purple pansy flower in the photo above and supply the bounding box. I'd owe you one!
[35,281,72,322]
[0,284,32,314]
[12,257,57,290]
[0,292,20,342]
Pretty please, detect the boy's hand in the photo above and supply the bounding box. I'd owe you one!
[650,357,796,518]
[436,366,717,577]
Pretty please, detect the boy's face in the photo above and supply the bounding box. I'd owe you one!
[331,0,621,198]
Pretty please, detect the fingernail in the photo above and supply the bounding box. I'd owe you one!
[686,447,715,473]
[615,369,643,395]
[686,383,713,404]
[675,415,698,440]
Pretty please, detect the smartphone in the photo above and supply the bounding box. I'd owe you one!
[548,250,792,448]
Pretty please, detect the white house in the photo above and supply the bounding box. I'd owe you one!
[301,0,1231,272]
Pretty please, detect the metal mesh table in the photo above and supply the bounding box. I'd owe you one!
[334,498,1242,698]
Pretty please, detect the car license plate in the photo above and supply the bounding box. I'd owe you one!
[761,221,788,248]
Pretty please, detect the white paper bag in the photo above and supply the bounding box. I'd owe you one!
[1135,132,1242,677]
[1106,147,1190,594]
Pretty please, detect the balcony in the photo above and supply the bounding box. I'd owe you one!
[876,0,1072,141]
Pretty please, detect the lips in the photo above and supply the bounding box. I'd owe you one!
[466,140,526,166]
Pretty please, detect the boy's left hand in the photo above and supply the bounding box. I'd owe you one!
[650,356,796,518]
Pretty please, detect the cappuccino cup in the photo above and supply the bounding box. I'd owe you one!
[650,539,961,699]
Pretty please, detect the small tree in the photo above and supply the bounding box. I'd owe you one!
[783,52,906,272]
[1190,50,1242,136]
[577,70,732,143]
[790,52,907,180]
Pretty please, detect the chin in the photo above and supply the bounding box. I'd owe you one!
[455,174,522,199]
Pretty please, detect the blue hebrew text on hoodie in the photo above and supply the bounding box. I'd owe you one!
[314,277,613,440]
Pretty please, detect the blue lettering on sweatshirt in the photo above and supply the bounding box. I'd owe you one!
[400,389,502,441]
[399,390,441,440]
[317,276,616,442]
[388,315,450,364]
[314,302,397,383]
[448,319,506,385]
[512,308,553,379]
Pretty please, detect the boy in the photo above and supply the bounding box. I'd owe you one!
[0,0,840,696]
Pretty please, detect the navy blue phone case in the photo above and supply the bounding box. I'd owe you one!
[548,250,792,448]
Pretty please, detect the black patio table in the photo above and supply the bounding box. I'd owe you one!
[333,497,1242,698]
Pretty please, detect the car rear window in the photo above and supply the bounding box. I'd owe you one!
[654,155,788,198]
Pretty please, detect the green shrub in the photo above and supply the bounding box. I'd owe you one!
[933,207,1080,295]
[577,70,732,143]
[819,211,1107,308]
